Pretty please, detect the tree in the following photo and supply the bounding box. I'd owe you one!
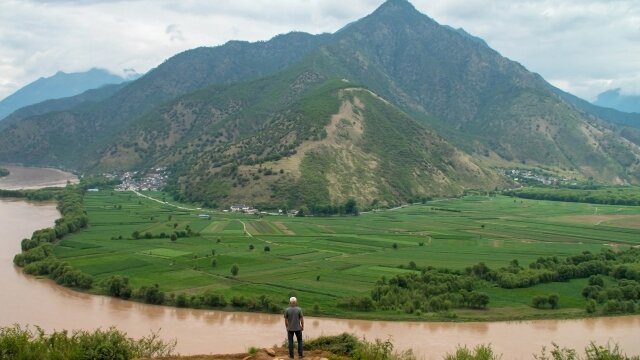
[585,299,597,313]
[469,291,490,309]
[170,234,177,241]
[102,275,132,299]
[138,284,164,305]
[548,294,559,309]
[296,208,305,217]
[264,246,270,252]
[588,275,604,287]
[249,244,255,250]
[211,249,216,256]
[230,264,239,276]
[344,198,359,216]
[392,243,398,249]
[132,231,140,239]
[176,293,188,307]
[211,258,217,267]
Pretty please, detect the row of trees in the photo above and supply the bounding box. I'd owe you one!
[582,274,640,314]
[364,268,489,314]
[13,186,94,291]
[99,274,282,312]
[505,187,640,206]
[466,249,637,291]
[0,188,59,201]
[298,198,359,217]
[351,248,640,316]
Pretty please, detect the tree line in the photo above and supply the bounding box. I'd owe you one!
[99,274,283,312]
[505,187,640,206]
[337,247,640,315]
[13,186,94,290]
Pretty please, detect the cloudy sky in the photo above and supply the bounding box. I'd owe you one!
[1,0,638,101]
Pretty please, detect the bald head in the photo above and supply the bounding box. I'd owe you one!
[289,296,297,305]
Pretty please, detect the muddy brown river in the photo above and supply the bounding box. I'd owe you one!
[1,168,639,359]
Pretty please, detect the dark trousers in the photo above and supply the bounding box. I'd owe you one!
[287,330,303,357]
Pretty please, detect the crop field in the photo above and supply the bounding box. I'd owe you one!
[53,191,640,320]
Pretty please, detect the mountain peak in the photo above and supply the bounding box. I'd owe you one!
[373,0,419,16]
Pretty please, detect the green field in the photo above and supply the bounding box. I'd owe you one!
[52,191,640,320]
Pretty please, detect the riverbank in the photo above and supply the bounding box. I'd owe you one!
[38,190,640,321]
[0,165,78,189]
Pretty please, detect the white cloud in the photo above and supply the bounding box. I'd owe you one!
[0,0,638,101]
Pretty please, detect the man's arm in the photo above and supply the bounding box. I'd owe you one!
[284,313,289,328]
[300,313,304,331]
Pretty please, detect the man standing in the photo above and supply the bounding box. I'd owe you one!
[284,296,304,359]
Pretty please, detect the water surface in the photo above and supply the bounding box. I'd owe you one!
[0,165,78,189]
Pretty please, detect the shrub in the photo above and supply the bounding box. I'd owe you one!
[101,275,133,299]
[0,325,175,359]
[175,293,188,307]
[336,296,375,311]
[353,338,416,360]
[303,333,360,356]
[136,284,165,305]
[444,344,501,360]
[588,275,605,287]
[532,295,549,309]
[231,264,239,276]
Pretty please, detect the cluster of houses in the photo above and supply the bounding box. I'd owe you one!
[225,204,290,216]
[229,204,259,214]
[504,169,575,186]
[112,168,169,191]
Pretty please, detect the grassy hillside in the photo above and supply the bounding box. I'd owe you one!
[310,0,640,183]
[0,32,331,168]
[44,191,640,321]
[95,68,501,208]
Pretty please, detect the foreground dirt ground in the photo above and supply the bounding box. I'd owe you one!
[139,347,336,360]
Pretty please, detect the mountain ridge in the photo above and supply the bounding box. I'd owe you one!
[0,68,127,121]
[594,88,640,114]
[0,0,639,207]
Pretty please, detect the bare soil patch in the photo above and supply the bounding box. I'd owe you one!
[273,221,295,235]
[552,215,640,228]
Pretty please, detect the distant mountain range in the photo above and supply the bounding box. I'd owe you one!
[594,88,640,114]
[1,0,639,209]
[0,68,134,120]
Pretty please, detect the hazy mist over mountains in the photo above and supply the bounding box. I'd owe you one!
[0,68,135,121]
[594,89,640,114]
